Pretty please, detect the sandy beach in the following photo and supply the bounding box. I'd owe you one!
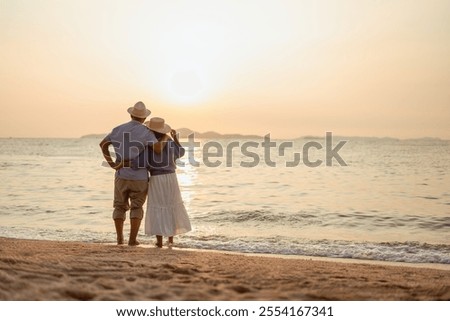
[0,237,448,301]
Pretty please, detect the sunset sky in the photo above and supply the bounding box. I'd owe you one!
[1,0,449,139]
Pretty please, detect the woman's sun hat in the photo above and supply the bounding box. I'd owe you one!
[127,101,151,118]
[145,117,171,134]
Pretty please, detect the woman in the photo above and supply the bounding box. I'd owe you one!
[135,117,191,248]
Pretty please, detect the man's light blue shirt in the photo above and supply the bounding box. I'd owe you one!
[104,120,157,181]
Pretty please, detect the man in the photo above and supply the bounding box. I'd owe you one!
[99,101,167,246]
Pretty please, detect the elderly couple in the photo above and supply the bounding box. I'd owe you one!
[100,101,191,248]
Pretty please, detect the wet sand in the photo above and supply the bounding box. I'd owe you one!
[0,237,448,300]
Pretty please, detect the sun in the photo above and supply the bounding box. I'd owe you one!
[168,69,204,104]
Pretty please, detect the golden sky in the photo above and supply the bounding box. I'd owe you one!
[1,0,449,139]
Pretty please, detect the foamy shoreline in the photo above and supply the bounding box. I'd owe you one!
[1,237,449,300]
[167,246,450,271]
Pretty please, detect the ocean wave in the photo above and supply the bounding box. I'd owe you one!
[194,210,450,231]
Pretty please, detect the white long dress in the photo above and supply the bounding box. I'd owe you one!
[145,172,191,236]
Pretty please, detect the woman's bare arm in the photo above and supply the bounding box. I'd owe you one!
[99,138,125,170]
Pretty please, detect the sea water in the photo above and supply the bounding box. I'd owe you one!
[0,136,449,264]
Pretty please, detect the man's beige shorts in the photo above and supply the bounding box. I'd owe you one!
[112,177,148,220]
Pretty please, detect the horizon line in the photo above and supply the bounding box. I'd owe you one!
[0,133,448,141]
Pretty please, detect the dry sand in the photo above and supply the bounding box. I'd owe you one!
[0,237,448,301]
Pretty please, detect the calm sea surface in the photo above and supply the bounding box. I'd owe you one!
[0,136,449,265]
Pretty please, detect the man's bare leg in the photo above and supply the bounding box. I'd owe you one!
[128,218,141,246]
[114,219,124,245]
[156,235,163,248]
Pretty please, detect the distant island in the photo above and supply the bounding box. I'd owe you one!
[80,131,445,141]
[81,128,264,140]
[175,128,264,139]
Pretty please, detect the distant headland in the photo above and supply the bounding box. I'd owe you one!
[81,128,264,140]
[80,130,445,141]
